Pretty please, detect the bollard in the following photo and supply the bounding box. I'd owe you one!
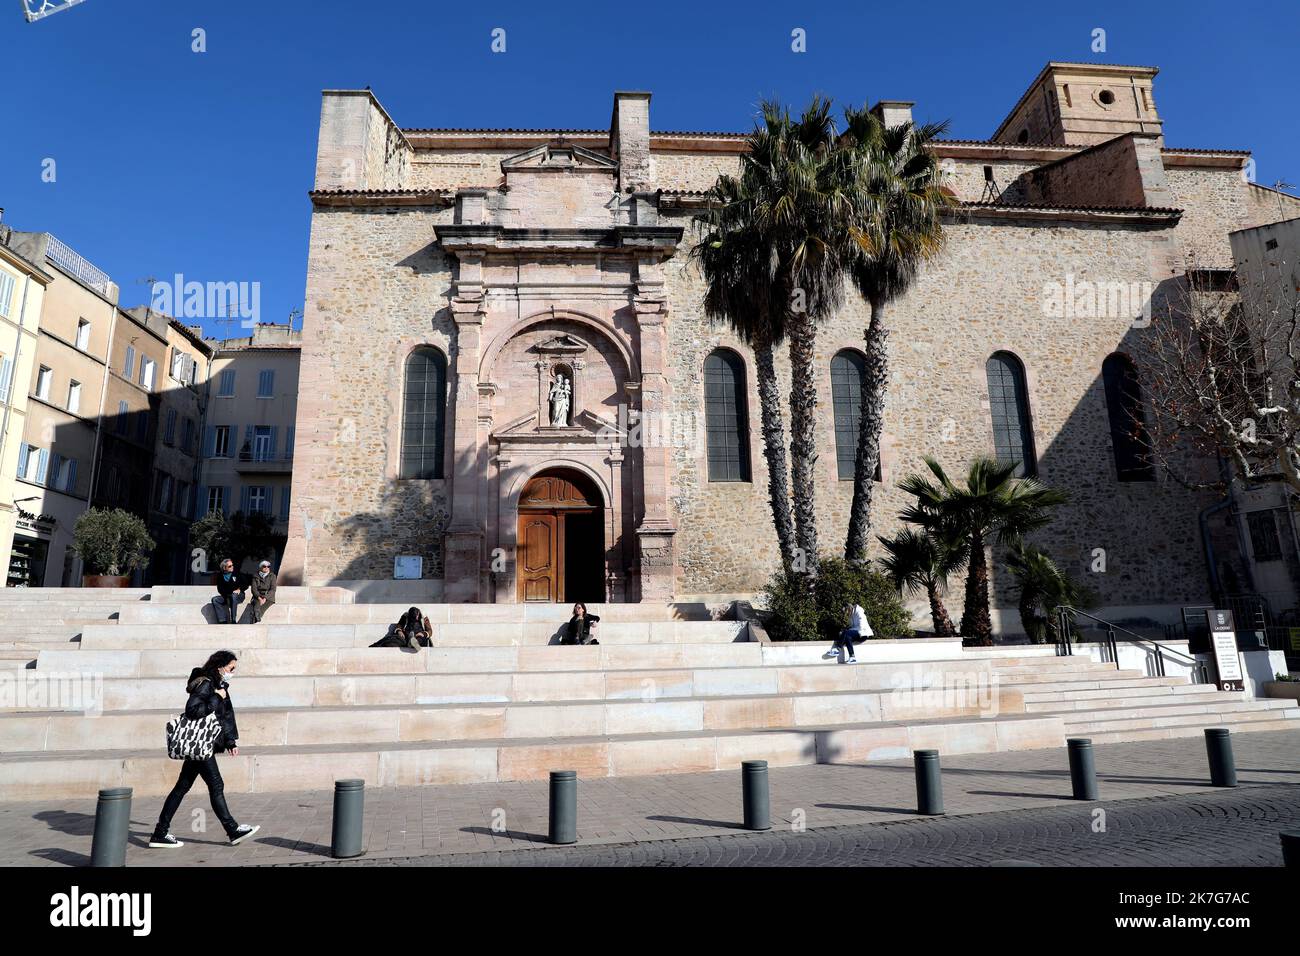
[1281,830,1300,868]
[549,770,578,845]
[741,760,771,831]
[1204,728,1238,787]
[913,749,944,815]
[90,787,132,867]
[331,778,365,859]
[1067,738,1099,800]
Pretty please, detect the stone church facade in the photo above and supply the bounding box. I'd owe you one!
[280,62,1300,624]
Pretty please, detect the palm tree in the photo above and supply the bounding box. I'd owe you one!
[693,176,797,567]
[899,457,1067,645]
[877,527,966,636]
[696,98,852,574]
[1005,541,1095,644]
[837,107,952,563]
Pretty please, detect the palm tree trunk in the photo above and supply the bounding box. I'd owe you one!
[752,327,796,569]
[961,529,993,645]
[845,299,888,563]
[787,314,820,572]
[927,581,956,636]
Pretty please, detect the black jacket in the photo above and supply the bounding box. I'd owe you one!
[215,571,244,599]
[184,667,239,753]
[563,613,600,644]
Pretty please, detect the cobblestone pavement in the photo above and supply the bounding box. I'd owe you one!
[322,787,1300,867]
[5,730,1298,867]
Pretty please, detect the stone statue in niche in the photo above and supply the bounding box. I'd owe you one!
[549,372,572,426]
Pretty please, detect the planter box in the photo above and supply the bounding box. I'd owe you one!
[1261,681,1300,701]
[82,575,132,589]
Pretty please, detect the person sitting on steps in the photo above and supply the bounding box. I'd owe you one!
[369,608,432,648]
[211,558,245,625]
[562,602,600,645]
[824,602,870,664]
[249,559,277,623]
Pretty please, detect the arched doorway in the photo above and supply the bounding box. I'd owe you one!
[517,468,605,603]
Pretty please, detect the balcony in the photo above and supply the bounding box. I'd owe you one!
[234,452,294,475]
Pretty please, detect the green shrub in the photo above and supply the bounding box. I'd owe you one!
[763,558,913,642]
[71,507,154,576]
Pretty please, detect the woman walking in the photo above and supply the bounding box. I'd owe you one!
[149,650,261,849]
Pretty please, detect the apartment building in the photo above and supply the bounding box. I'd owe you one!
[0,223,52,584]
[199,321,301,572]
[3,230,118,587]
[144,311,212,584]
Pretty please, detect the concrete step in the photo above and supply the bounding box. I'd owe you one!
[76,620,751,650]
[1065,705,1297,734]
[115,601,732,625]
[0,588,151,602]
[0,712,1072,801]
[1081,711,1300,745]
[1059,697,1297,724]
[1,682,1030,753]
[1023,685,1223,709]
[10,658,1010,711]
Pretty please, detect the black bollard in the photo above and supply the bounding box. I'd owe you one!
[1067,738,1099,800]
[1281,830,1300,868]
[1204,728,1238,787]
[913,749,944,815]
[741,760,771,831]
[331,778,365,859]
[549,770,577,845]
[90,787,132,867]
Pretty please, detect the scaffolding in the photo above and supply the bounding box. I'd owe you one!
[22,0,88,22]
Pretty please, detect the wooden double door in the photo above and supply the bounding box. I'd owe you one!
[517,470,605,603]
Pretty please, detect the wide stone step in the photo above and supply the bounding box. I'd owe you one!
[1062,701,1298,733]
[8,658,1009,711]
[0,712,1070,801]
[1,682,1032,753]
[1080,712,1300,745]
[76,620,750,650]
[1060,697,1297,724]
[1023,684,1222,709]
[115,601,730,625]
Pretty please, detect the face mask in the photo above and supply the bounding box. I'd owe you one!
[222,670,235,681]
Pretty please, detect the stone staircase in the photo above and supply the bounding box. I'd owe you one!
[1,588,1295,802]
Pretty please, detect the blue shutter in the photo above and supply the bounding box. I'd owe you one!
[34,448,49,485]
[203,426,215,458]
[0,356,13,403]
[222,486,231,516]
[268,426,278,460]
[17,442,30,478]
[65,459,77,494]
[48,453,62,489]
[280,485,291,519]
[124,346,135,379]
[286,426,295,459]
[240,485,250,515]
[243,425,252,459]
[197,485,208,516]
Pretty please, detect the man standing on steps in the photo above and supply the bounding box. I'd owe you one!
[212,558,245,625]
[250,560,277,623]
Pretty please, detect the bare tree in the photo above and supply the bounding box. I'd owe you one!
[1141,253,1300,492]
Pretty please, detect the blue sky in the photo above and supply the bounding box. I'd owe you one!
[2,0,1297,336]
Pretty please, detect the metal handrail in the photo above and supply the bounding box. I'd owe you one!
[1055,605,1210,683]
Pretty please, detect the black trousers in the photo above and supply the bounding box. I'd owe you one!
[153,757,239,839]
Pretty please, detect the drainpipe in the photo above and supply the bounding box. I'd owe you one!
[1199,495,1230,599]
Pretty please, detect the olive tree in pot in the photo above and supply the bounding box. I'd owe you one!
[72,508,154,587]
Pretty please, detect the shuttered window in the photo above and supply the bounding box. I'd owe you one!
[400,347,447,480]
[704,349,751,482]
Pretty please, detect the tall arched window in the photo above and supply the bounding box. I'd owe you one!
[985,351,1036,477]
[400,346,447,479]
[831,350,881,481]
[704,349,751,482]
[1102,353,1154,481]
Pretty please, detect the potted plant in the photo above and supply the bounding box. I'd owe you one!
[72,507,154,588]
[1262,672,1300,701]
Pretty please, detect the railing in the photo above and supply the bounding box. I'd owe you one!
[44,233,112,295]
[1055,605,1210,684]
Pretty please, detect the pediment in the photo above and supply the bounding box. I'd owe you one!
[531,333,588,356]
[500,141,618,172]
[493,408,625,444]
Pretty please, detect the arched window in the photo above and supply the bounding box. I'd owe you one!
[831,350,880,481]
[400,347,447,479]
[985,352,1036,477]
[704,349,751,482]
[1102,353,1154,481]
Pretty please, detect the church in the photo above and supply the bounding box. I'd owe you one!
[280,62,1300,627]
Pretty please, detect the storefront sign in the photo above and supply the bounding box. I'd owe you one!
[1209,609,1245,692]
[14,507,56,536]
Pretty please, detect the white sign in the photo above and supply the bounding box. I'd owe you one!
[1208,609,1245,692]
[393,555,422,580]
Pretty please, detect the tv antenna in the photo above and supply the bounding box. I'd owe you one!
[1271,180,1296,221]
[22,0,87,23]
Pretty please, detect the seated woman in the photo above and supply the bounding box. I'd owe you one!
[562,602,600,645]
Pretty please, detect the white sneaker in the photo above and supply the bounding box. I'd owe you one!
[822,649,839,660]
[848,657,858,664]
[229,824,261,846]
